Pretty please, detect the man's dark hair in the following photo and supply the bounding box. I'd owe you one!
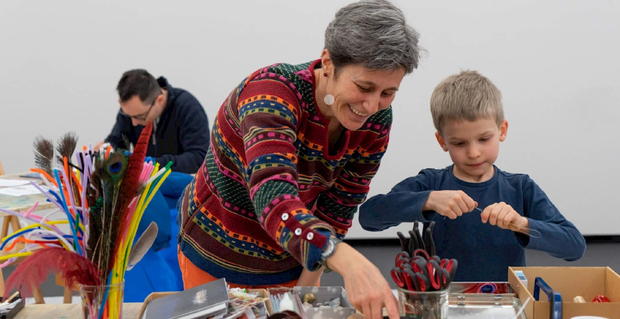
[116,69,161,103]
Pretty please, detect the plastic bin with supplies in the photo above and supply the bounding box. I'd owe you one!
[293,286,356,319]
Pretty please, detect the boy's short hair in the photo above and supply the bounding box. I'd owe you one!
[430,70,503,135]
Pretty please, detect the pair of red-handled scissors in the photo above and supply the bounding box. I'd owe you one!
[395,252,410,268]
[391,266,421,291]
[440,258,458,286]
[393,262,432,292]
[424,259,448,290]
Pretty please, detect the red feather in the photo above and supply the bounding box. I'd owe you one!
[3,247,101,299]
[113,121,151,216]
[110,121,152,266]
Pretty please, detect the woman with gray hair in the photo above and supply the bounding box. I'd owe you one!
[177,1,421,318]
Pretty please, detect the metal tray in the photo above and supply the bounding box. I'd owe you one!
[448,295,527,319]
[293,286,356,319]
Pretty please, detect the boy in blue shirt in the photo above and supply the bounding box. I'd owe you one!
[359,70,586,281]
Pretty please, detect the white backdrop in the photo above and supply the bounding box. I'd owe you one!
[1,0,618,237]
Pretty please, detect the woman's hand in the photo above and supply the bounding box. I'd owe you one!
[297,267,323,287]
[326,242,400,319]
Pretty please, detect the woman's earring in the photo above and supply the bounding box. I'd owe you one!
[324,94,335,105]
[323,72,335,105]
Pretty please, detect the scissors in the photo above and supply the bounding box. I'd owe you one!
[409,257,446,291]
[422,221,436,256]
[392,221,458,292]
[395,252,410,268]
[398,221,437,256]
[391,266,422,291]
[393,266,432,292]
[424,259,447,290]
[440,258,458,285]
[397,231,410,254]
[408,230,421,254]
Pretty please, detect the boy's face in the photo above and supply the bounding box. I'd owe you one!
[435,118,508,183]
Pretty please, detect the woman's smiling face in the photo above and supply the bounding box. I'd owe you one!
[319,55,406,131]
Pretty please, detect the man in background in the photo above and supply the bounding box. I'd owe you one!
[95,69,210,299]
[97,69,210,174]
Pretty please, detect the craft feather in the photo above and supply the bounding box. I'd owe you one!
[86,158,104,265]
[3,247,101,299]
[89,151,128,284]
[86,121,151,284]
[55,132,78,165]
[33,136,54,176]
[107,122,152,273]
[56,132,81,207]
[113,122,152,235]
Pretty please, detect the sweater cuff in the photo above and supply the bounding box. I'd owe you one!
[263,197,336,270]
[306,226,336,271]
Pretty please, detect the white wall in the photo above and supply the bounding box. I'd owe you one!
[1,0,618,237]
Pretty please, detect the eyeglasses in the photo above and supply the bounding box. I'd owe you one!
[119,99,156,121]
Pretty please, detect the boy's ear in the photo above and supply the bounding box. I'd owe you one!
[499,119,508,142]
[435,132,449,152]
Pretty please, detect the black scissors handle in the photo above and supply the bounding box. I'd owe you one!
[423,221,436,256]
[397,231,408,253]
[441,258,458,280]
[401,267,421,291]
[391,267,406,289]
[408,230,419,255]
[426,259,444,290]
[412,222,425,252]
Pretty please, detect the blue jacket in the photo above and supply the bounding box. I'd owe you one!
[359,165,586,281]
[105,77,210,174]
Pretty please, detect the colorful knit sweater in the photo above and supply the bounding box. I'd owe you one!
[177,60,392,285]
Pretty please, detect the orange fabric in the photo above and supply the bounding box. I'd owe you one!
[177,247,318,289]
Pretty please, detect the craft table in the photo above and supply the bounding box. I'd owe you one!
[0,172,56,303]
[13,303,143,319]
[0,173,54,213]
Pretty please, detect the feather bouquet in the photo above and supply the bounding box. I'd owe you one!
[0,122,170,319]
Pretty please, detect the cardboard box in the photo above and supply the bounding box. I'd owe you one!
[137,289,272,319]
[508,267,620,319]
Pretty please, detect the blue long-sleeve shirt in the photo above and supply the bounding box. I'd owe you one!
[359,165,586,281]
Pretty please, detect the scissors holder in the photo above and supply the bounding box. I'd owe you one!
[397,286,449,319]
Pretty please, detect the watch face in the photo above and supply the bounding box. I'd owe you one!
[322,239,334,258]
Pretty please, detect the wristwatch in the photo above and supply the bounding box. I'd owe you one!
[319,236,342,273]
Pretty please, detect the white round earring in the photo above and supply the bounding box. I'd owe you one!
[322,72,334,105]
[324,94,335,105]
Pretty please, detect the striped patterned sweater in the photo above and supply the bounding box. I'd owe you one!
[178,60,392,285]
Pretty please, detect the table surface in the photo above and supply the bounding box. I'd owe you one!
[14,303,143,319]
[0,173,54,214]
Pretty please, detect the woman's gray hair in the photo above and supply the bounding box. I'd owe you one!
[325,0,421,74]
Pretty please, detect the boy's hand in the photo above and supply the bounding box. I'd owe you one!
[480,202,529,231]
[424,190,477,219]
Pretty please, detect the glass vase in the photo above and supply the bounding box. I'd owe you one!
[397,286,449,319]
[79,281,125,319]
